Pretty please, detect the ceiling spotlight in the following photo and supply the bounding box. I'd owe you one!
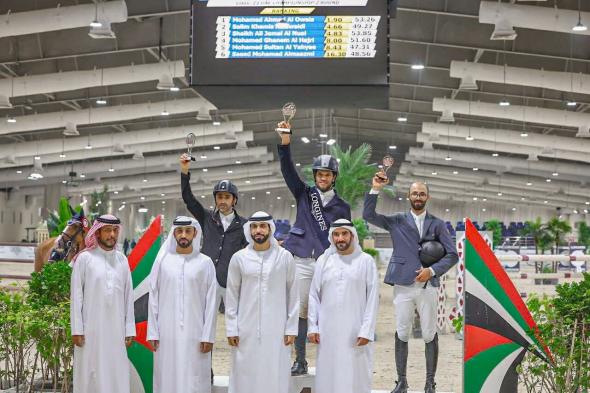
[544,200,548,204]
[235,160,241,164]
[108,167,115,173]
[227,170,233,174]
[140,196,146,200]
[482,208,487,212]
[431,171,438,175]
[573,17,588,32]
[326,139,336,145]
[586,201,590,205]
[6,116,16,123]
[169,86,180,92]
[34,156,41,160]
[162,201,166,204]
[85,143,93,150]
[16,170,22,174]
[546,178,552,183]
[585,209,589,214]
[200,154,207,159]
[452,170,459,175]
[251,196,256,200]
[499,98,510,107]
[138,205,148,213]
[318,133,328,138]
[512,207,517,211]
[114,191,119,194]
[520,132,528,137]
[444,155,452,161]
[567,101,577,107]
[465,135,474,141]
[59,153,67,158]
[212,120,221,126]
[521,197,526,201]
[445,208,450,212]
[411,64,425,70]
[301,137,310,144]
[483,198,487,202]
[213,146,221,150]
[89,20,102,28]
[161,193,166,197]
[266,191,271,195]
[472,197,478,201]
[118,205,125,211]
[492,152,499,157]
[96,98,107,105]
[389,145,397,150]
[142,178,148,183]
[28,172,43,180]
[202,168,208,172]
[79,173,86,178]
[526,181,532,186]
[573,209,579,214]
[62,179,67,184]
[245,180,251,184]
[397,116,408,122]
[276,196,281,200]
[472,167,479,171]
[161,110,170,116]
[552,172,559,177]
[497,192,503,196]
[295,163,301,167]
[201,195,205,198]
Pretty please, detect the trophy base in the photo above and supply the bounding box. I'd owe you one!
[275,127,292,134]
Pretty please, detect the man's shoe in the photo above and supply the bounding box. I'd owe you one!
[424,380,436,393]
[391,377,408,393]
[290,359,308,376]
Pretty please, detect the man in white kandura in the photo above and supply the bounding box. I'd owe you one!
[225,211,299,393]
[70,214,136,393]
[308,218,380,393]
[147,216,217,393]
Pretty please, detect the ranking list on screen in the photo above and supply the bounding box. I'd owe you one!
[215,15,380,59]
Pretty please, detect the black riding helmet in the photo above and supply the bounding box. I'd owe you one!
[312,155,339,187]
[213,180,239,204]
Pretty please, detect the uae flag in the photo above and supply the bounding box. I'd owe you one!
[127,215,162,393]
[463,218,553,393]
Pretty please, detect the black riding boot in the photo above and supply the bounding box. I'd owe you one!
[424,333,439,393]
[291,318,308,376]
[391,333,409,393]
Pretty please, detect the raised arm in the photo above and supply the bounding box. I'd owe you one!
[277,132,307,198]
[180,154,207,225]
[362,173,392,230]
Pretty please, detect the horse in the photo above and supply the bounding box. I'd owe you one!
[34,216,89,273]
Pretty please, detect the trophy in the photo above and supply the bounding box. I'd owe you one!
[376,154,395,183]
[276,102,296,134]
[185,132,197,161]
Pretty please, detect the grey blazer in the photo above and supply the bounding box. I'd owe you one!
[363,192,458,287]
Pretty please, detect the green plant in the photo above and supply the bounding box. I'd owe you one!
[303,143,376,209]
[352,218,370,246]
[545,217,572,272]
[26,261,73,392]
[89,185,109,218]
[576,222,590,253]
[362,247,379,259]
[47,198,81,237]
[521,218,552,272]
[519,274,590,392]
[451,314,463,334]
[484,219,503,249]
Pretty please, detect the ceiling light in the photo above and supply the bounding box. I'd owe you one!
[544,200,548,204]
[319,133,328,138]
[295,163,301,167]
[16,170,22,174]
[301,137,310,144]
[200,154,207,159]
[497,192,503,196]
[251,196,256,200]
[108,167,115,173]
[162,201,166,204]
[7,116,16,123]
[169,86,180,92]
[227,170,233,174]
[552,172,559,177]
[398,197,403,201]
[546,178,552,183]
[573,209,579,214]
[465,135,474,141]
[472,197,478,201]
[276,196,281,200]
[96,98,107,105]
[492,152,499,157]
[142,178,148,183]
[201,195,205,198]
[89,20,102,28]
[245,180,251,184]
[140,196,146,200]
[79,174,86,178]
[34,156,41,160]
[526,181,532,186]
[499,98,510,107]
[62,180,67,184]
[138,205,148,213]
[266,191,271,195]
[586,201,590,205]
[85,143,92,150]
[482,208,487,212]
[444,155,452,161]
[431,171,438,175]
[573,20,588,32]
[584,209,589,214]
[512,207,517,211]
[114,191,119,195]
[411,64,425,70]
[452,170,459,175]
[28,172,43,180]
[235,160,241,164]
[397,116,408,122]
[161,193,166,197]
[59,153,66,158]
[118,205,125,211]
[212,120,221,126]
[213,146,220,150]
[567,101,577,107]
[291,204,295,208]
[389,145,397,150]
[445,208,450,212]
[520,132,528,137]
[483,198,487,202]
[326,139,336,145]
[202,168,208,172]
[472,167,479,171]
[161,110,170,116]
[521,197,526,201]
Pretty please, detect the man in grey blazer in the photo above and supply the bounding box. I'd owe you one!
[363,177,458,393]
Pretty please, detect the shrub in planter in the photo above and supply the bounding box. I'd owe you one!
[519,273,590,392]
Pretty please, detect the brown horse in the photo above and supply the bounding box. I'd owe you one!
[34,221,88,272]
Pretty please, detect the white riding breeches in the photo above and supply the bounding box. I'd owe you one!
[294,256,316,319]
[393,282,438,343]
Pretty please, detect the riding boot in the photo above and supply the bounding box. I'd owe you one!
[291,318,308,376]
[391,333,409,393]
[424,333,439,393]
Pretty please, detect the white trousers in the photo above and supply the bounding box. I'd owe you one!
[294,256,316,319]
[393,282,438,343]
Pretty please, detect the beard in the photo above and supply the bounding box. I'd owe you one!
[316,183,333,193]
[253,233,270,244]
[411,199,426,211]
[97,237,116,250]
[176,238,193,249]
[335,240,351,252]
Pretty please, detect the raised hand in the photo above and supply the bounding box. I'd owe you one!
[180,153,191,174]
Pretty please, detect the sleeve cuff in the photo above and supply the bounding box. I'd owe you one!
[369,189,380,194]
[429,267,436,277]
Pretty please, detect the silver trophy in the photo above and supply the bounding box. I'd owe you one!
[276,102,296,134]
[377,154,395,182]
[186,132,197,161]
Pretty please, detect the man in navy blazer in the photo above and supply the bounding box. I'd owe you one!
[363,176,457,393]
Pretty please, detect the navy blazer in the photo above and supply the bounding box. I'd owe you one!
[363,192,458,287]
[278,144,351,259]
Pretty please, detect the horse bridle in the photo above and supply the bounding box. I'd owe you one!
[53,223,85,261]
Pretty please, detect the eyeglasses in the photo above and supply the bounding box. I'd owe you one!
[410,192,428,198]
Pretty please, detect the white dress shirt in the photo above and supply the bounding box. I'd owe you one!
[220,210,235,232]
[319,189,335,206]
[410,210,426,238]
